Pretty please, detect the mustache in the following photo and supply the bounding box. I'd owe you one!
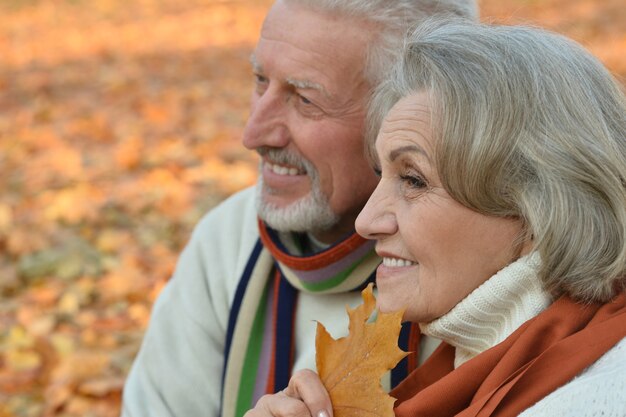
[257,147,313,175]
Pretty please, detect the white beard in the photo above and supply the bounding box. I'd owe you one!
[254,149,339,233]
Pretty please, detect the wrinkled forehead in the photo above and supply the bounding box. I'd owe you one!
[367,89,436,167]
[261,0,373,61]
[374,93,434,156]
[255,1,375,103]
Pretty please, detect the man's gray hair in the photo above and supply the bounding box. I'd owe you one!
[285,0,478,87]
[369,19,626,303]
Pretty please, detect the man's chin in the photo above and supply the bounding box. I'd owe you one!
[258,192,307,211]
[255,190,339,233]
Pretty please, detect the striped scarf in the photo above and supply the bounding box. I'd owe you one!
[221,220,420,417]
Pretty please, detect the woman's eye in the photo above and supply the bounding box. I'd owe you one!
[400,174,427,189]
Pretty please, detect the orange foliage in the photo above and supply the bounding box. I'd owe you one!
[316,284,407,417]
[0,0,623,416]
[0,0,269,415]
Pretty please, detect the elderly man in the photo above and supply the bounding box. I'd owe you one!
[121,1,478,416]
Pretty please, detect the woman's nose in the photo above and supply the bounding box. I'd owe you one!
[355,182,398,240]
[242,89,290,150]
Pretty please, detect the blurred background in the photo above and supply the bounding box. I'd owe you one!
[0,0,623,416]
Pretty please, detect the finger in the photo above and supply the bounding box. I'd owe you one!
[254,392,313,417]
[283,369,333,417]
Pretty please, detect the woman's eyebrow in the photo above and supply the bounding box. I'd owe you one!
[388,144,431,163]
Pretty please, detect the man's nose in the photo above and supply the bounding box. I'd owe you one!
[242,89,290,150]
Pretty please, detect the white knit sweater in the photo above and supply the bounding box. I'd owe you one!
[122,188,371,416]
[420,254,626,416]
[122,187,399,417]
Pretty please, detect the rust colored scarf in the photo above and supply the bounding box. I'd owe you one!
[392,292,626,417]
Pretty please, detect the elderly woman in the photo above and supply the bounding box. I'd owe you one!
[244,20,626,417]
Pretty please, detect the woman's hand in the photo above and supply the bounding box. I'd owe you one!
[244,369,333,417]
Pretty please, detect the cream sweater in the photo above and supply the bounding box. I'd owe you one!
[421,254,626,416]
[122,187,398,417]
[122,188,369,416]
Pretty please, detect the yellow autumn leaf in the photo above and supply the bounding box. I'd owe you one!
[316,283,407,417]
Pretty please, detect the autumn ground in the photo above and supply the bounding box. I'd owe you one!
[0,0,623,416]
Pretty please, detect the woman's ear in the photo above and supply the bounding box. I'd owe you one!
[519,231,534,257]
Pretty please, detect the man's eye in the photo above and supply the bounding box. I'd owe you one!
[294,95,325,119]
[253,74,268,95]
[298,94,312,105]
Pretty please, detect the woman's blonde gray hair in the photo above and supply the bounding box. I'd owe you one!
[369,19,626,302]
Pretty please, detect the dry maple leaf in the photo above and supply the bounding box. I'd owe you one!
[316,283,408,417]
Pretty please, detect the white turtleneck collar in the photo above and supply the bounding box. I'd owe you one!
[420,253,552,368]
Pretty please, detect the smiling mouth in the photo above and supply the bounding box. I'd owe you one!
[264,160,305,176]
[382,257,417,267]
